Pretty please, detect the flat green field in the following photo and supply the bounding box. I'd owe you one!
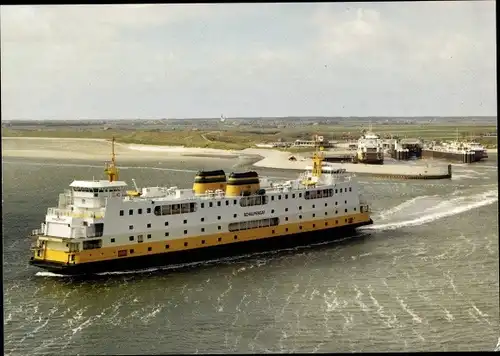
[2,124,497,149]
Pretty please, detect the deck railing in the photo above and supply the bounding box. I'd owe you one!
[47,208,104,219]
[31,223,46,236]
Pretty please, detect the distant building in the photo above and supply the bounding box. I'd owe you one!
[292,139,335,148]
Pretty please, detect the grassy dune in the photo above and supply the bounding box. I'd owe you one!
[2,124,497,149]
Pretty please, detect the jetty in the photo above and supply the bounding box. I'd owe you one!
[244,149,452,179]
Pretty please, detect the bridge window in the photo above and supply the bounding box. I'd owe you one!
[239,195,269,207]
[154,202,197,216]
[228,217,279,232]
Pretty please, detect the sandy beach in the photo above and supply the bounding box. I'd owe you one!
[1,137,278,166]
[2,137,496,173]
[2,137,248,159]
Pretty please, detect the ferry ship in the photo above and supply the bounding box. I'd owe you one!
[355,130,384,164]
[29,138,373,275]
[463,140,488,161]
[422,140,487,163]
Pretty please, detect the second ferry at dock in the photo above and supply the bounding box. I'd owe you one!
[355,130,384,165]
[29,137,373,275]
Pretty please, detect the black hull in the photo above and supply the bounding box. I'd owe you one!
[357,159,384,165]
[422,150,486,163]
[29,219,373,275]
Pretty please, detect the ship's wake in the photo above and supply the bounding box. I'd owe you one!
[363,189,498,232]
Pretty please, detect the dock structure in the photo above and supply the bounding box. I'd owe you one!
[246,149,452,180]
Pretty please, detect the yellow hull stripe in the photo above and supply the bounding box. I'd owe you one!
[34,212,371,265]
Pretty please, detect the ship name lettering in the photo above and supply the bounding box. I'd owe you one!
[244,210,265,217]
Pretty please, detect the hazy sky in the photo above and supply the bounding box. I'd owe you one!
[1,2,496,120]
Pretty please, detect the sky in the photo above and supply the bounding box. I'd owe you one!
[0,2,497,120]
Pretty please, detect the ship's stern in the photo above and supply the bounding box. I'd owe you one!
[29,232,81,274]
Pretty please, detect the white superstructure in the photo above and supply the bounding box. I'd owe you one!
[29,137,373,273]
[356,131,384,163]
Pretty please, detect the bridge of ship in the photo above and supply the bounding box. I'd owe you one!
[32,180,128,239]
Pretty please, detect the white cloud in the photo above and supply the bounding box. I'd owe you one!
[313,7,382,57]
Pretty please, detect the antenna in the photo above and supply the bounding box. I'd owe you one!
[132,178,139,192]
[104,136,119,182]
[112,136,116,165]
[312,134,324,178]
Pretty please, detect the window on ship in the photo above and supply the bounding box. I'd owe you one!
[228,217,279,232]
[83,239,102,250]
[239,195,269,207]
[154,202,197,216]
[305,189,334,200]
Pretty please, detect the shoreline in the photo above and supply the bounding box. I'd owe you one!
[2,137,496,175]
[1,137,258,162]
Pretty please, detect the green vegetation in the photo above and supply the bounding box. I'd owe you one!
[2,124,497,149]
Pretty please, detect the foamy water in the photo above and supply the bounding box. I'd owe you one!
[364,189,498,231]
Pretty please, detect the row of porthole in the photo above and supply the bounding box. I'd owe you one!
[116,208,359,244]
[125,205,356,232]
[110,217,356,253]
[118,192,355,217]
